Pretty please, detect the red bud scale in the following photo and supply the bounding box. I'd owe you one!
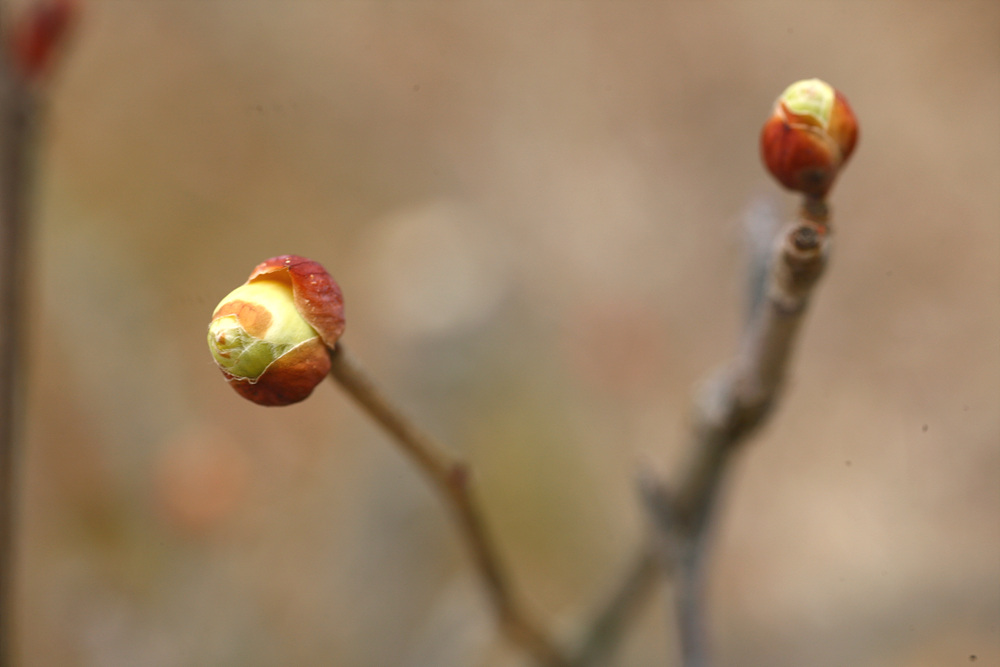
[760,78,858,198]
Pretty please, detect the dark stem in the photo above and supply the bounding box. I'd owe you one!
[327,343,569,667]
[0,57,35,667]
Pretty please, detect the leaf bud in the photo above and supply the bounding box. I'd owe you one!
[760,78,859,198]
[207,255,345,406]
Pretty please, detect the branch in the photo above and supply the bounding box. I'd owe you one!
[327,343,569,667]
[674,203,828,526]
[642,200,831,666]
[0,43,38,667]
[567,201,830,667]
[569,541,659,667]
[1,4,77,661]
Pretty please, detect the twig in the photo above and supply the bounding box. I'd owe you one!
[674,203,828,524]
[568,202,831,667]
[1,4,76,659]
[569,541,659,667]
[642,201,831,666]
[0,43,37,667]
[327,343,569,667]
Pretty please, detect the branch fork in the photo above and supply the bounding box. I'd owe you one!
[639,206,833,666]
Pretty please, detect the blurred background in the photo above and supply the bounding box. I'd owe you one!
[8,0,999,665]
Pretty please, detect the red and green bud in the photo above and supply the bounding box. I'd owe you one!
[207,255,345,406]
[760,78,858,198]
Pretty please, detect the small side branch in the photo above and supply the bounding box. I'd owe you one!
[327,343,569,667]
[569,542,660,667]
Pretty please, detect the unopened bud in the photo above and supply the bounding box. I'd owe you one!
[207,255,345,406]
[760,78,858,198]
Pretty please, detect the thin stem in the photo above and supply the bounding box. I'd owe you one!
[0,54,36,667]
[569,543,659,667]
[327,343,569,667]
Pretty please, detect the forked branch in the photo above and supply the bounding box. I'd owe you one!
[642,202,832,667]
[205,77,857,667]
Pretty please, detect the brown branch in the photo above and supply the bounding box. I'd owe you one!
[0,46,38,667]
[1,4,77,660]
[327,343,569,667]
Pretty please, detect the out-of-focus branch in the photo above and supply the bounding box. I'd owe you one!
[1,4,77,662]
[569,76,856,666]
[674,206,828,522]
[327,343,570,667]
[568,200,830,667]
[642,201,831,666]
[569,541,659,666]
[0,41,38,667]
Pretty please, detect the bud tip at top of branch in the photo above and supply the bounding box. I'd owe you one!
[761,78,859,199]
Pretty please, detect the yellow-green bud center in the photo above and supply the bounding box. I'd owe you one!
[207,279,319,381]
[780,78,835,128]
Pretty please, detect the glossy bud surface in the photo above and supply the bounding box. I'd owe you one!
[761,78,858,198]
[208,255,344,406]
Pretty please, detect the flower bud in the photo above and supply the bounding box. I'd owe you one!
[760,78,858,198]
[207,255,345,406]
